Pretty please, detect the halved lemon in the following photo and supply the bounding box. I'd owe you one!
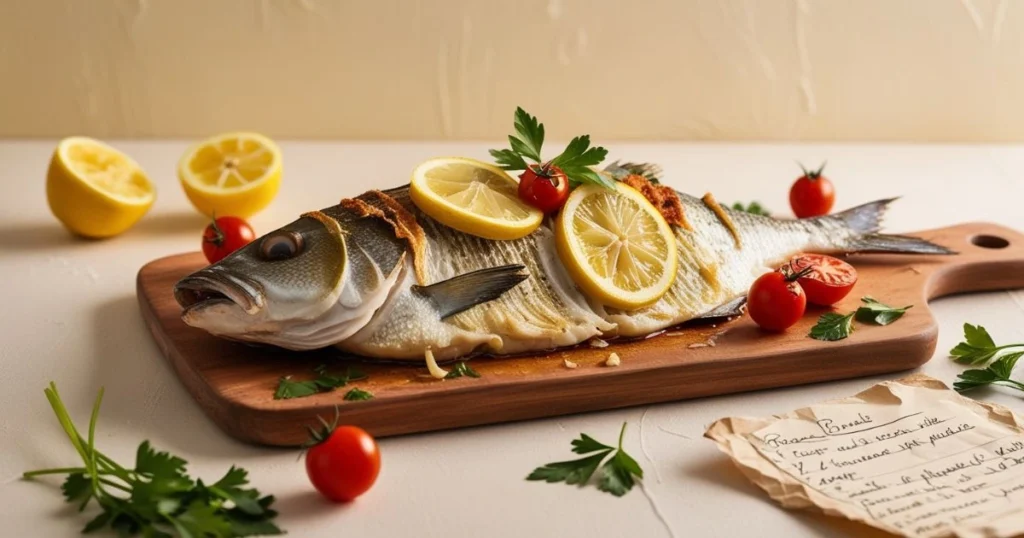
[555,182,678,309]
[410,157,543,240]
[178,132,282,218]
[46,137,156,238]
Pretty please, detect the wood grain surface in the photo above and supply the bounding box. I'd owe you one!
[137,222,1024,446]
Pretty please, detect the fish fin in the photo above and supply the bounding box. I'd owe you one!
[413,265,529,319]
[828,197,900,234]
[828,198,956,254]
[603,161,664,183]
[695,296,748,319]
[850,234,957,255]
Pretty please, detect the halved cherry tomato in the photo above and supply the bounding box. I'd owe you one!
[305,425,381,503]
[788,254,858,306]
[747,269,808,332]
[518,163,569,213]
[789,162,835,218]
[202,215,255,264]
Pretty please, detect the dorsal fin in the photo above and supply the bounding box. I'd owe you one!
[412,265,529,319]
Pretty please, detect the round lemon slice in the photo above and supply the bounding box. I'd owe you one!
[46,137,156,238]
[555,182,678,310]
[410,157,543,240]
[178,132,282,218]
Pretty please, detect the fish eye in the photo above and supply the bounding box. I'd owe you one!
[260,231,304,261]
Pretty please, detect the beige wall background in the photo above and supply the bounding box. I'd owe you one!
[2,0,1023,142]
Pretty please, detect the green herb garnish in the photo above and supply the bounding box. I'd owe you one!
[731,201,770,216]
[23,383,281,537]
[274,365,367,400]
[954,351,1024,393]
[445,361,481,379]
[527,422,643,497]
[809,312,855,341]
[343,388,374,401]
[490,107,613,189]
[949,323,1024,365]
[855,296,913,326]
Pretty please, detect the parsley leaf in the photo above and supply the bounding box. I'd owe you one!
[731,201,770,216]
[343,388,374,401]
[490,107,612,189]
[527,423,643,497]
[855,296,913,326]
[445,361,481,379]
[950,323,1006,365]
[273,376,319,400]
[954,351,1024,393]
[23,383,283,537]
[809,312,855,341]
[488,148,528,171]
[274,365,368,400]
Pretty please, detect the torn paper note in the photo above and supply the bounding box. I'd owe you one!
[704,374,1024,537]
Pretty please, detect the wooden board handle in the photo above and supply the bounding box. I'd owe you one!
[912,222,1024,299]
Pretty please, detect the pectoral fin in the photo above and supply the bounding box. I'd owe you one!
[412,265,529,319]
[695,296,747,320]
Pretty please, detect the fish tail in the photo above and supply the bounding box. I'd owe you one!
[823,198,956,255]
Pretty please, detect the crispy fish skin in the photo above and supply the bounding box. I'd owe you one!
[174,183,952,361]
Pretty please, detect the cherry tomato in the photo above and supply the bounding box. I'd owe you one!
[202,216,255,264]
[305,425,381,503]
[518,164,569,213]
[747,270,808,332]
[789,162,835,218]
[787,254,858,306]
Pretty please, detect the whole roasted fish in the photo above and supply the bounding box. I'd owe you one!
[174,173,952,361]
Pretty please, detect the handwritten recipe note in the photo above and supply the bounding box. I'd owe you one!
[705,375,1024,537]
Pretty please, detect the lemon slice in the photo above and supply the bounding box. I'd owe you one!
[46,137,155,238]
[410,157,543,240]
[555,182,678,309]
[178,132,282,218]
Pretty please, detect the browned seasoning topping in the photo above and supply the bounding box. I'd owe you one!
[621,174,691,230]
[341,190,429,285]
[701,192,741,249]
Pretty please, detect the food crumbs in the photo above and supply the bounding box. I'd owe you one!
[605,353,621,367]
[588,338,609,348]
[564,358,578,369]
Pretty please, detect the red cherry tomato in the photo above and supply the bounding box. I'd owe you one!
[747,270,807,332]
[788,254,858,306]
[305,425,381,503]
[202,216,255,264]
[518,164,569,213]
[789,162,835,218]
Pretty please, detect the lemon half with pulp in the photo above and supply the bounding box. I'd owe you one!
[178,132,282,218]
[46,137,155,238]
[410,157,543,240]
[555,182,678,309]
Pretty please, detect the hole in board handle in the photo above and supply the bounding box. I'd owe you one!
[970,234,1010,249]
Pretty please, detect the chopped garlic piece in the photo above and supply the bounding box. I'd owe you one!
[605,352,621,367]
[425,348,448,379]
[564,358,578,369]
[588,338,609,348]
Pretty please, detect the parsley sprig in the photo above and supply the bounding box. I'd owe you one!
[23,383,281,537]
[527,422,643,497]
[950,324,1024,393]
[731,201,771,216]
[274,364,367,400]
[445,361,481,379]
[809,312,855,341]
[809,295,913,341]
[855,296,912,326]
[490,107,613,189]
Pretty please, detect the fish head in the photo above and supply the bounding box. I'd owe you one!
[174,213,348,340]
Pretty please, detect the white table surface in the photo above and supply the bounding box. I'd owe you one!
[4,140,1024,538]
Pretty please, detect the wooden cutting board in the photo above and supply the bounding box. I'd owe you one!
[137,222,1024,447]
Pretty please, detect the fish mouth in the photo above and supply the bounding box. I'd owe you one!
[174,271,264,316]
